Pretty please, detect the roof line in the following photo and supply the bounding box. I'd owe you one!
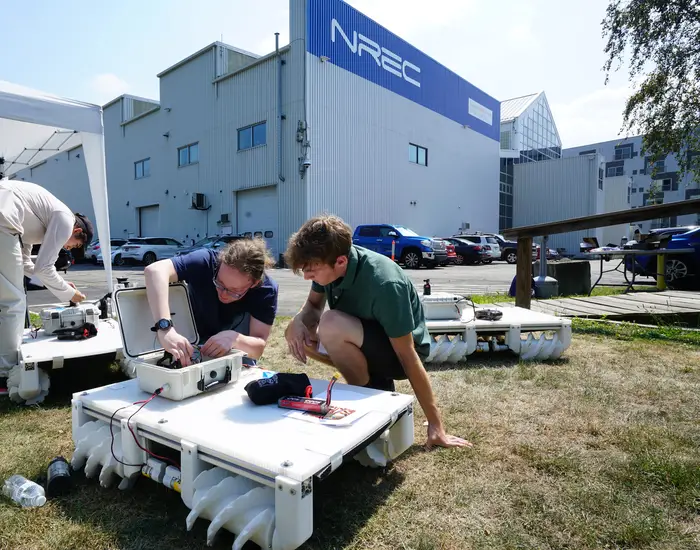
[157,41,259,78]
[103,93,159,110]
[502,92,539,103]
[213,45,291,84]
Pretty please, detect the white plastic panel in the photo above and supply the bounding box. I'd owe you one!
[20,318,123,364]
[113,284,198,359]
[425,299,572,363]
[73,369,414,483]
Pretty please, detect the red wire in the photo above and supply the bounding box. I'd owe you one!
[127,390,180,468]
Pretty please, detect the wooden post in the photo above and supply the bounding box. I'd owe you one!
[516,236,533,309]
[657,253,666,290]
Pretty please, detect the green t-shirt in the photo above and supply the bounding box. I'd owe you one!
[311,245,431,358]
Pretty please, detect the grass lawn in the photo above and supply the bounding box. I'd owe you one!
[1,317,699,550]
[468,285,654,305]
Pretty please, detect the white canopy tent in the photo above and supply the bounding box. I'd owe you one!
[0,79,113,293]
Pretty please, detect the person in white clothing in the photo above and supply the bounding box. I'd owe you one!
[0,179,94,392]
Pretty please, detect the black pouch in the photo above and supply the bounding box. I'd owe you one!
[245,373,312,405]
[54,322,98,340]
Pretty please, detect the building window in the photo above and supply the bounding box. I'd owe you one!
[606,165,624,177]
[178,143,199,167]
[409,143,428,166]
[134,158,150,179]
[598,168,604,190]
[614,145,633,160]
[238,122,267,150]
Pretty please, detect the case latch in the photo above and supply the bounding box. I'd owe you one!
[197,365,232,392]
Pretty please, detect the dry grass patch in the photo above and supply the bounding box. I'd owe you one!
[0,318,699,550]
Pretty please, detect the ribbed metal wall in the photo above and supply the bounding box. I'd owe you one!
[305,53,499,237]
[301,0,500,237]
[99,40,309,257]
[513,155,604,253]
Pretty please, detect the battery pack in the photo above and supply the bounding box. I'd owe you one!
[278,396,330,416]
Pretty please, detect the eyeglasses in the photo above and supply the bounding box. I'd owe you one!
[212,276,252,299]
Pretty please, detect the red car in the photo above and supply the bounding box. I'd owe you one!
[440,242,458,266]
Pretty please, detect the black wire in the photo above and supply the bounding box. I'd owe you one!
[454,296,477,323]
[109,405,144,468]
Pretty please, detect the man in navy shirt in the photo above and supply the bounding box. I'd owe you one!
[144,237,278,366]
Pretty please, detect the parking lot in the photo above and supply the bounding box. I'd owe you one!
[26,259,645,316]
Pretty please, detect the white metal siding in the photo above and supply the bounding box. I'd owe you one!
[563,136,698,232]
[306,53,500,238]
[236,186,279,258]
[139,205,160,237]
[602,175,631,246]
[513,155,601,253]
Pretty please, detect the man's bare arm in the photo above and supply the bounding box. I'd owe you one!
[390,334,442,425]
[144,259,179,324]
[390,333,473,449]
[298,288,327,330]
[226,316,273,360]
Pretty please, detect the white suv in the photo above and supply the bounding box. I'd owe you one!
[456,234,501,263]
[119,237,185,265]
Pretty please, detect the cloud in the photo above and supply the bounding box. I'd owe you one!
[89,73,130,104]
[551,85,635,148]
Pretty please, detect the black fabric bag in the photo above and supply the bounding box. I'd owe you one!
[244,373,312,405]
[54,322,98,340]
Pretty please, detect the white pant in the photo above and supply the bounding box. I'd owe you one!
[0,232,25,377]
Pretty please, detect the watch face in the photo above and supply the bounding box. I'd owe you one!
[158,319,171,330]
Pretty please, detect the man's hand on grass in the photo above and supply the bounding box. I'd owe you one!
[426,423,473,450]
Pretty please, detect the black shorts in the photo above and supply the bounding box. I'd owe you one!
[359,319,409,381]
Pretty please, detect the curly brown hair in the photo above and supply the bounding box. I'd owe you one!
[218,237,276,282]
[284,214,352,274]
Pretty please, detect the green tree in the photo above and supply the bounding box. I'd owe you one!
[602,0,700,183]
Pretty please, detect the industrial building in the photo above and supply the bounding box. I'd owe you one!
[499,92,699,253]
[563,137,700,233]
[498,92,563,231]
[6,0,501,262]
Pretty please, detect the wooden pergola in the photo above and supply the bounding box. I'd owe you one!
[502,198,700,309]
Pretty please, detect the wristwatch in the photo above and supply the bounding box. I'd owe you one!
[151,318,173,332]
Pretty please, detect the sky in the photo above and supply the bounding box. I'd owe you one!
[0,0,638,148]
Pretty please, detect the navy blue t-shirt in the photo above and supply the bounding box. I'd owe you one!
[170,249,278,344]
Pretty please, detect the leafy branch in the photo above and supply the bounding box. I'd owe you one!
[602,0,700,184]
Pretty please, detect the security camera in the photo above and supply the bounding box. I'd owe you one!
[302,157,311,168]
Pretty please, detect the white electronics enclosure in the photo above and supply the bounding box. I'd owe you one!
[40,303,101,335]
[424,296,573,363]
[71,371,416,550]
[420,292,470,321]
[113,283,245,401]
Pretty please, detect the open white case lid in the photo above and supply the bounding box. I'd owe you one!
[113,283,199,359]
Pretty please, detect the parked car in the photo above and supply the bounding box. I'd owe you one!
[175,235,247,256]
[623,226,700,289]
[352,224,447,269]
[480,233,519,264]
[441,241,457,266]
[85,238,128,264]
[454,234,501,263]
[119,237,186,265]
[97,244,125,266]
[439,237,488,265]
[25,247,73,290]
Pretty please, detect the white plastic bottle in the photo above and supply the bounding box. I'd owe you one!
[2,475,47,508]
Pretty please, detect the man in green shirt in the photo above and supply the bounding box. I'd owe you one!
[284,214,471,450]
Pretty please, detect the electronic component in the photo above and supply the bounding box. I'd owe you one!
[40,304,100,335]
[278,373,339,416]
